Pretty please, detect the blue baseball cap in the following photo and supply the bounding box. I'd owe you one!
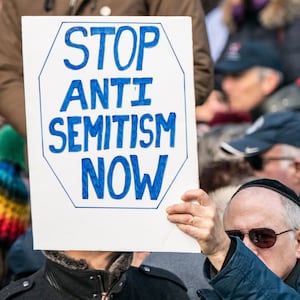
[215,40,282,74]
[221,111,300,156]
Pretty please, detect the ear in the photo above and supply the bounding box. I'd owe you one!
[294,230,300,258]
[292,159,300,181]
[261,71,280,96]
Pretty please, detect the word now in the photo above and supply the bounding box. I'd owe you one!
[82,154,168,200]
[64,25,160,71]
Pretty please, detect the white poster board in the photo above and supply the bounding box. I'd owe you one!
[22,16,199,252]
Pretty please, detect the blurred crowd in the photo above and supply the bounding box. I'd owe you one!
[0,0,300,299]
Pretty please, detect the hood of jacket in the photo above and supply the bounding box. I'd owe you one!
[222,0,300,31]
[43,250,133,288]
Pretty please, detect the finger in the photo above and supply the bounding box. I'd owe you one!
[167,213,194,225]
[181,189,212,207]
[166,202,191,214]
[176,223,208,241]
[166,202,202,218]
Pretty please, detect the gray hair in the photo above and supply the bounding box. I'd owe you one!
[256,66,283,86]
[280,195,300,230]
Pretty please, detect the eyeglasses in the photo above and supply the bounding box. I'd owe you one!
[225,227,293,248]
[245,156,295,171]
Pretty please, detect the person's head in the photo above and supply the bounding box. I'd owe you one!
[223,178,300,279]
[215,41,282,112]
[200,159,254,193]
[246,144,300,193]
[221,111,300,194]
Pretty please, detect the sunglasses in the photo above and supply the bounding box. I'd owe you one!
[245,156,295,171]
[225,227,293,248]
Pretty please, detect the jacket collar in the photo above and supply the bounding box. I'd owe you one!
[44,258,111,299]
[43,251,133,299]
[285,259,300,290]
[250,86,283,121]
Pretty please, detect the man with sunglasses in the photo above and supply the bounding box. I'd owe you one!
[167,178,300,299]
[221,110,300,195]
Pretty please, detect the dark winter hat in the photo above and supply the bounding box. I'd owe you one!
[215,40,282,74]
[221,111,300,156]
[231,178,300,207]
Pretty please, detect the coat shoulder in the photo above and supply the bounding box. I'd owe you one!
[0,269,54,300]
[0,277,35,299]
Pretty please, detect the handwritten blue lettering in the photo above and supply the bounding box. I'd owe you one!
[81,154,167,200]
[64,25,160,71]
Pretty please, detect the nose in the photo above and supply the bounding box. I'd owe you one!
[222,76,235,94]
[243,234,259,256]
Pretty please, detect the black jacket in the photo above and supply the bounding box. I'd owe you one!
[0,258,189,299]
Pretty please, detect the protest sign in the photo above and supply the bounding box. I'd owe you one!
[22,16,199,252]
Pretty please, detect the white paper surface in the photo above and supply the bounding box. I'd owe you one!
[22,16,199,252]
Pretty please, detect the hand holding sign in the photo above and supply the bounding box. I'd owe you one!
[166,189,231,270]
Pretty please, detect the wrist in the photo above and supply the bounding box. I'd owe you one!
[206,237,231,271]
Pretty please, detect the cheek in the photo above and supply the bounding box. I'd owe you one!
[255,169,290,189]
[235,84,262,109]
[257,162,285,176]
[257,240,297,279]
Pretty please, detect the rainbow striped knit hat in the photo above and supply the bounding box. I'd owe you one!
[0,125,30,245]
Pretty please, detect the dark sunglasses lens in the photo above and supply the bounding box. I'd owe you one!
[249,228,276,248]
[225,230,244,240]
[245,156,263,171]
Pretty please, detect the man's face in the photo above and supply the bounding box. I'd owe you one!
[223,187,300,279]
[221,68,266,112]
[249,144,300,194]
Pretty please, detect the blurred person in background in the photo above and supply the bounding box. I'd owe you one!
[215,40,286,121]
[196,88,231,135]
[220,0,300,85]
[202,46,300,175]
[221,111,300,195]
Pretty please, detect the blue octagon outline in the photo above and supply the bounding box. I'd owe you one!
[38,21,190,209]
